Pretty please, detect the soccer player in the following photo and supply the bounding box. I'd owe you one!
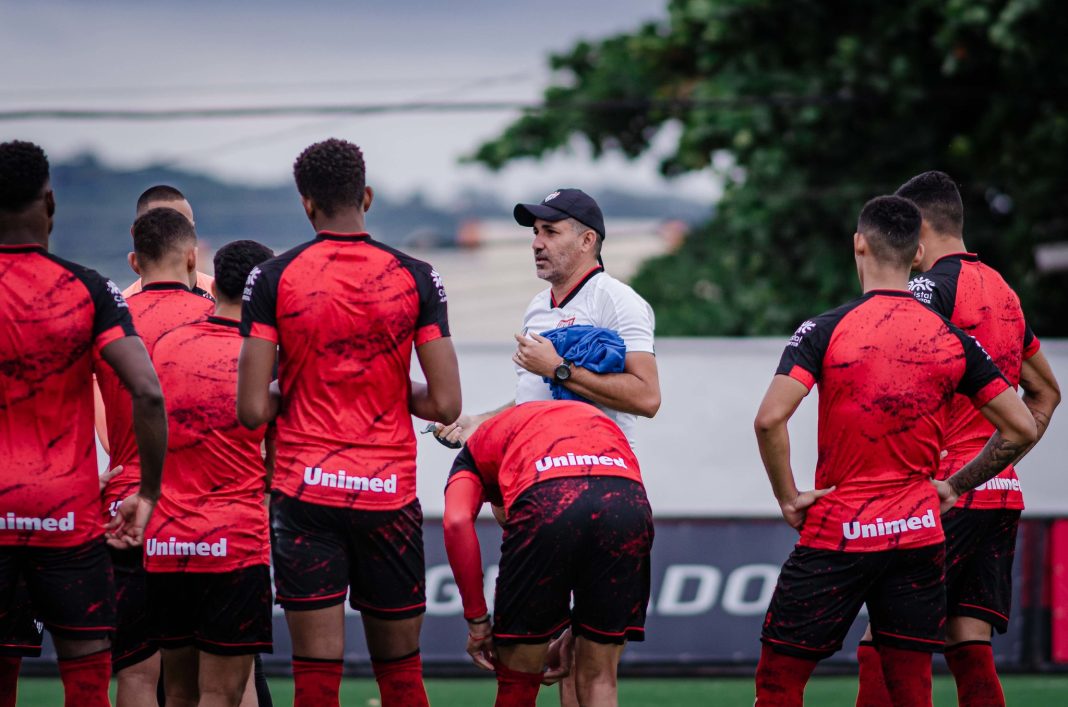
[145,239,276,707]
[752,195,1037,707]
[854,172,1061,707]
[238,138,461,707]
[0,140,167,706]
[123,185,215,297]
[443,401,653,707]
[95,207,214,705]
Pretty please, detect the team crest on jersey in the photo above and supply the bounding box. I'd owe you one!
[242,266,262,302]
[430,269,448,303]
[787,320,816,347]
[557,316,576,327]
[544,191,560,202]
[909,276,936,304]
[106,280,128,308]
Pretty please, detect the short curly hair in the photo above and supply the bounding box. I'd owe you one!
[0,140,50,212]
[895,171,963,237]
[213,240,274,301]
[132,207,196,263]
[857,195,922,269]
[293,138,366,217]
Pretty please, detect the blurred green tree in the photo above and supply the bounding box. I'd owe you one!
[470,0,1068,335]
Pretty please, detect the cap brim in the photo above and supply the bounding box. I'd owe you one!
[514,203,570,227]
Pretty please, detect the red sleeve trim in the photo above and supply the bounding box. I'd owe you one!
[970,377,1010,409]
[94,324,131,353]
[414,323,444,347]
[1023,337,1041,361]
[786,365,816,390]
[247,322,278,344]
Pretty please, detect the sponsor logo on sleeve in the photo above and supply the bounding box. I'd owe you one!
[242,266,262,302]
[787,320,816,347]
[106,280,128,308]
[908,276,936,304]
[430,269,448,303]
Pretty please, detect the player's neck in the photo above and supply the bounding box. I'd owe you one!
[549,261,601,302]
[0,220,48,248]
[139,266,193,288]
[312,210,366,235]
[860,265,910,294]
[919,236,968,272]
[213,301,242,320]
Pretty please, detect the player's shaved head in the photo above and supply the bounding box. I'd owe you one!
[293,138,366,217]
[213,240,274,303]
[136,184,194,224]
[857,195,922,269]
[894,171,963,238]
[0,141,50,213]
[132,207,197,264]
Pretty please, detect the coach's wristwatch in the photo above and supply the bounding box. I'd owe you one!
[553,359,572,382]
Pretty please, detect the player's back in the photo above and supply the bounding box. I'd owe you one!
[780,290,1007,551]
[146,316,269,572]
[912,253,1038,509]
[96,282,212,520]
[242,232,449,511]
[0,245,134,547]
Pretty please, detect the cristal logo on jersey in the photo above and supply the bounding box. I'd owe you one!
[909,276,936,304]
[787,320,816,347]
[242,266,262,302]
[106,280,129,309]
[535,452,629,473]
[431,269,448,303]
[842,509,936,540]
[544,191,561,202]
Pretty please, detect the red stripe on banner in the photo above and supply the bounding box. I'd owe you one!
[1052,519,1068,664]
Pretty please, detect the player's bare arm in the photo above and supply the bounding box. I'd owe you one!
[754,375,834,530]
[434,401,515,446]
[513,332,661,417]
[1019,350,1061,444]
[937,388,1038,511]
[236,337,280,429]
[411,336,462,423]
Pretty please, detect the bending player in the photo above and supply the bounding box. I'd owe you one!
[752,196,1036,707]
[443,401,653,707]
[0,140,167,707]
[855,172,1061,707]
[145,240,276,707]
[238,139,461,707]
[95,207,214,706]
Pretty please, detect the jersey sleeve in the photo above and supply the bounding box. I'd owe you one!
[948,324,1010,407]
[442,475,489,619]
[240,261,281,343]
[447,443,483,488]
[408,261,450,346]
[80,268,137,352]
[1022,321,1041,360]
[909,258,959,318]
[601,284,655,354]
[775,309,840,390]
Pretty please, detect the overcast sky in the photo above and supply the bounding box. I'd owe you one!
[0,0,720,205]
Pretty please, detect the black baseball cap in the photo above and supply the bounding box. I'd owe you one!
[513,188,605,239]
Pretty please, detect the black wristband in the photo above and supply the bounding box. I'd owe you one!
[467,614,491,625]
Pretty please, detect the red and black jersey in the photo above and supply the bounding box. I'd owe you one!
[95,282,213,522]
[0,244,137,547]
[777,290,1008,552]
[909,253,1040,510]
[240,231,450,511]
[144,316,269,572]
[447,400,643,514]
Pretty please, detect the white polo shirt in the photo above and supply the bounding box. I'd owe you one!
[515,267,656,444]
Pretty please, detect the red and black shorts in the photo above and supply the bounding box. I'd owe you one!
[270,492,426,618]
[111,547,157,671]
[147,565,273,656]
[762,543,945,660]
[0,539,115,644]
[943,508,1020,633]
[493,476,653,647]
[0,577,43,657]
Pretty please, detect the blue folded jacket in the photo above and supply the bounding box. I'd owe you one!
[538,325,626,402]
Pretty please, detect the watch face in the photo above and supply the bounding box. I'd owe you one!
[555,363,571,381]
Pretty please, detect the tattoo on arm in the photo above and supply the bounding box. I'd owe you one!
[947,431,1028,496]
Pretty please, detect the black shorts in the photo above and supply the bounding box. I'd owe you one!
[762,544,945,660]
[270,492,426,618]
[943,508,1020,633]
[493,477,654,647]
[0,577,43,657]
[148,565,273,655]
[111,547,157,672]
[0,539,115,641]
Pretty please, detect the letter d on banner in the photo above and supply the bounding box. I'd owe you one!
[656,565,721,616]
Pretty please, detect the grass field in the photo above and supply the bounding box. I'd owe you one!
[13,675,1068,706]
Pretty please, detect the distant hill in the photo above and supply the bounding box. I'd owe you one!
[47,155,710,282]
